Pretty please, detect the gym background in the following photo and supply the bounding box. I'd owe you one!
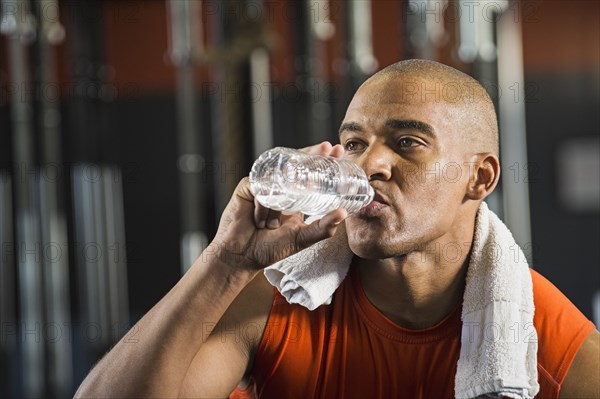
[0,1,598,397]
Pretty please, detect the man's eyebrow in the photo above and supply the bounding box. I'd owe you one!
[338,122,362,135]
[338,120,436,138]
[385,119,436,138]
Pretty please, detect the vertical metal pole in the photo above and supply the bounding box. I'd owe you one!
[208,0,250,216]
[72,164,103,348]
[101,166,129,340]
[68,2,129,370]
[305,0,334,144]
[208,3,229,217]
[406,0,448,61]
[405,1,425,59]
[0,171,17,398]
[35,0,72,395]
[69,2,102,360]
[1,0,45,396]
[249,47,273,157]
[348,0,377,82]
[167,0,208,273]
[496,3,532,250]
[457,0,478,63]
[73,167,130,347]
[336,1,359,123]
[247,0,272,157]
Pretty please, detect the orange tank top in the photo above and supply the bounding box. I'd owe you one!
[231,267,595,399]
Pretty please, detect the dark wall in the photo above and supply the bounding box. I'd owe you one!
[108,96,182,318]
[525,71,600,318]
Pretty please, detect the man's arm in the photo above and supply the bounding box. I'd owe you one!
[74,247,259,398]
[74,142,347,398]
[559,330,600,398]
[178,272,274,397]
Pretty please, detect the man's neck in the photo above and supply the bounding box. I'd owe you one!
[355,253,468,329]
[354,220,475,330]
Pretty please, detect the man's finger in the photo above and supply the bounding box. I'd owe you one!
[329,143,345,158]
[299,141,332,155]
[265,208,282,229]
[295,209,348,250]
[254,199,270,228]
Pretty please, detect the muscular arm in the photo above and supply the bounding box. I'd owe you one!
[75,142,347,398]
[74,249,259,398]
[178,273,274,397]
[559,330,600,399]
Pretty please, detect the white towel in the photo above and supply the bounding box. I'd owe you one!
[264,218,353,311]
[455,202,539,398]
[264,202,539,399]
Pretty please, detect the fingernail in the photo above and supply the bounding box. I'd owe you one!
[268,218,280,228]
[257,220,266,228]
[333,216,346,226]
[334,210,348,225]
[325,216,341,226]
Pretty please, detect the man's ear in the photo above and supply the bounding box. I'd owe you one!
[465,153,500,200]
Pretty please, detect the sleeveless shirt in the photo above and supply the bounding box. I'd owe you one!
[231,267,595,398]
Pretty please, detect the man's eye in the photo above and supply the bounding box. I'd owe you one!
[398,138,419,148]
[344,141,362,151]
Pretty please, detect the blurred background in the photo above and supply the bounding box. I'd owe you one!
[0,0,598,397]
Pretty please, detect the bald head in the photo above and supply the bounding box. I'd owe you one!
[365,59,499,156]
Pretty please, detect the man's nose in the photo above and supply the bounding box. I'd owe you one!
[357,142,393,181]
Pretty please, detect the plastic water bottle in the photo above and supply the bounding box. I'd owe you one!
[249,147,374,216]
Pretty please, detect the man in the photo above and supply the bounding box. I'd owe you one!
[76,60,599,398]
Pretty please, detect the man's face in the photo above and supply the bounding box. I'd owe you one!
[341,74,474,259]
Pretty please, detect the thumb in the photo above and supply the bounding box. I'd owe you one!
[295,209,348,250]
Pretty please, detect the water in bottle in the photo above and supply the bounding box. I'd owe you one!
[249,147,374,216]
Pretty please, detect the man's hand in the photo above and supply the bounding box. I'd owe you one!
[211,141,348,270]
[74,142,349,398]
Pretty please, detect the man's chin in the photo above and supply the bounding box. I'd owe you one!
[348,241,401,260]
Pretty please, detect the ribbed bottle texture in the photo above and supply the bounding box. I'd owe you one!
[249,147,374,216]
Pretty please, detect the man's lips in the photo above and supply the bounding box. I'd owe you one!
[371,191,389,206]
[357,190,389,215]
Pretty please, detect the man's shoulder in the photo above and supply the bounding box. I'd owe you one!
[529,268,590,323]
[529,267,593,336]
[529,268,596,387]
